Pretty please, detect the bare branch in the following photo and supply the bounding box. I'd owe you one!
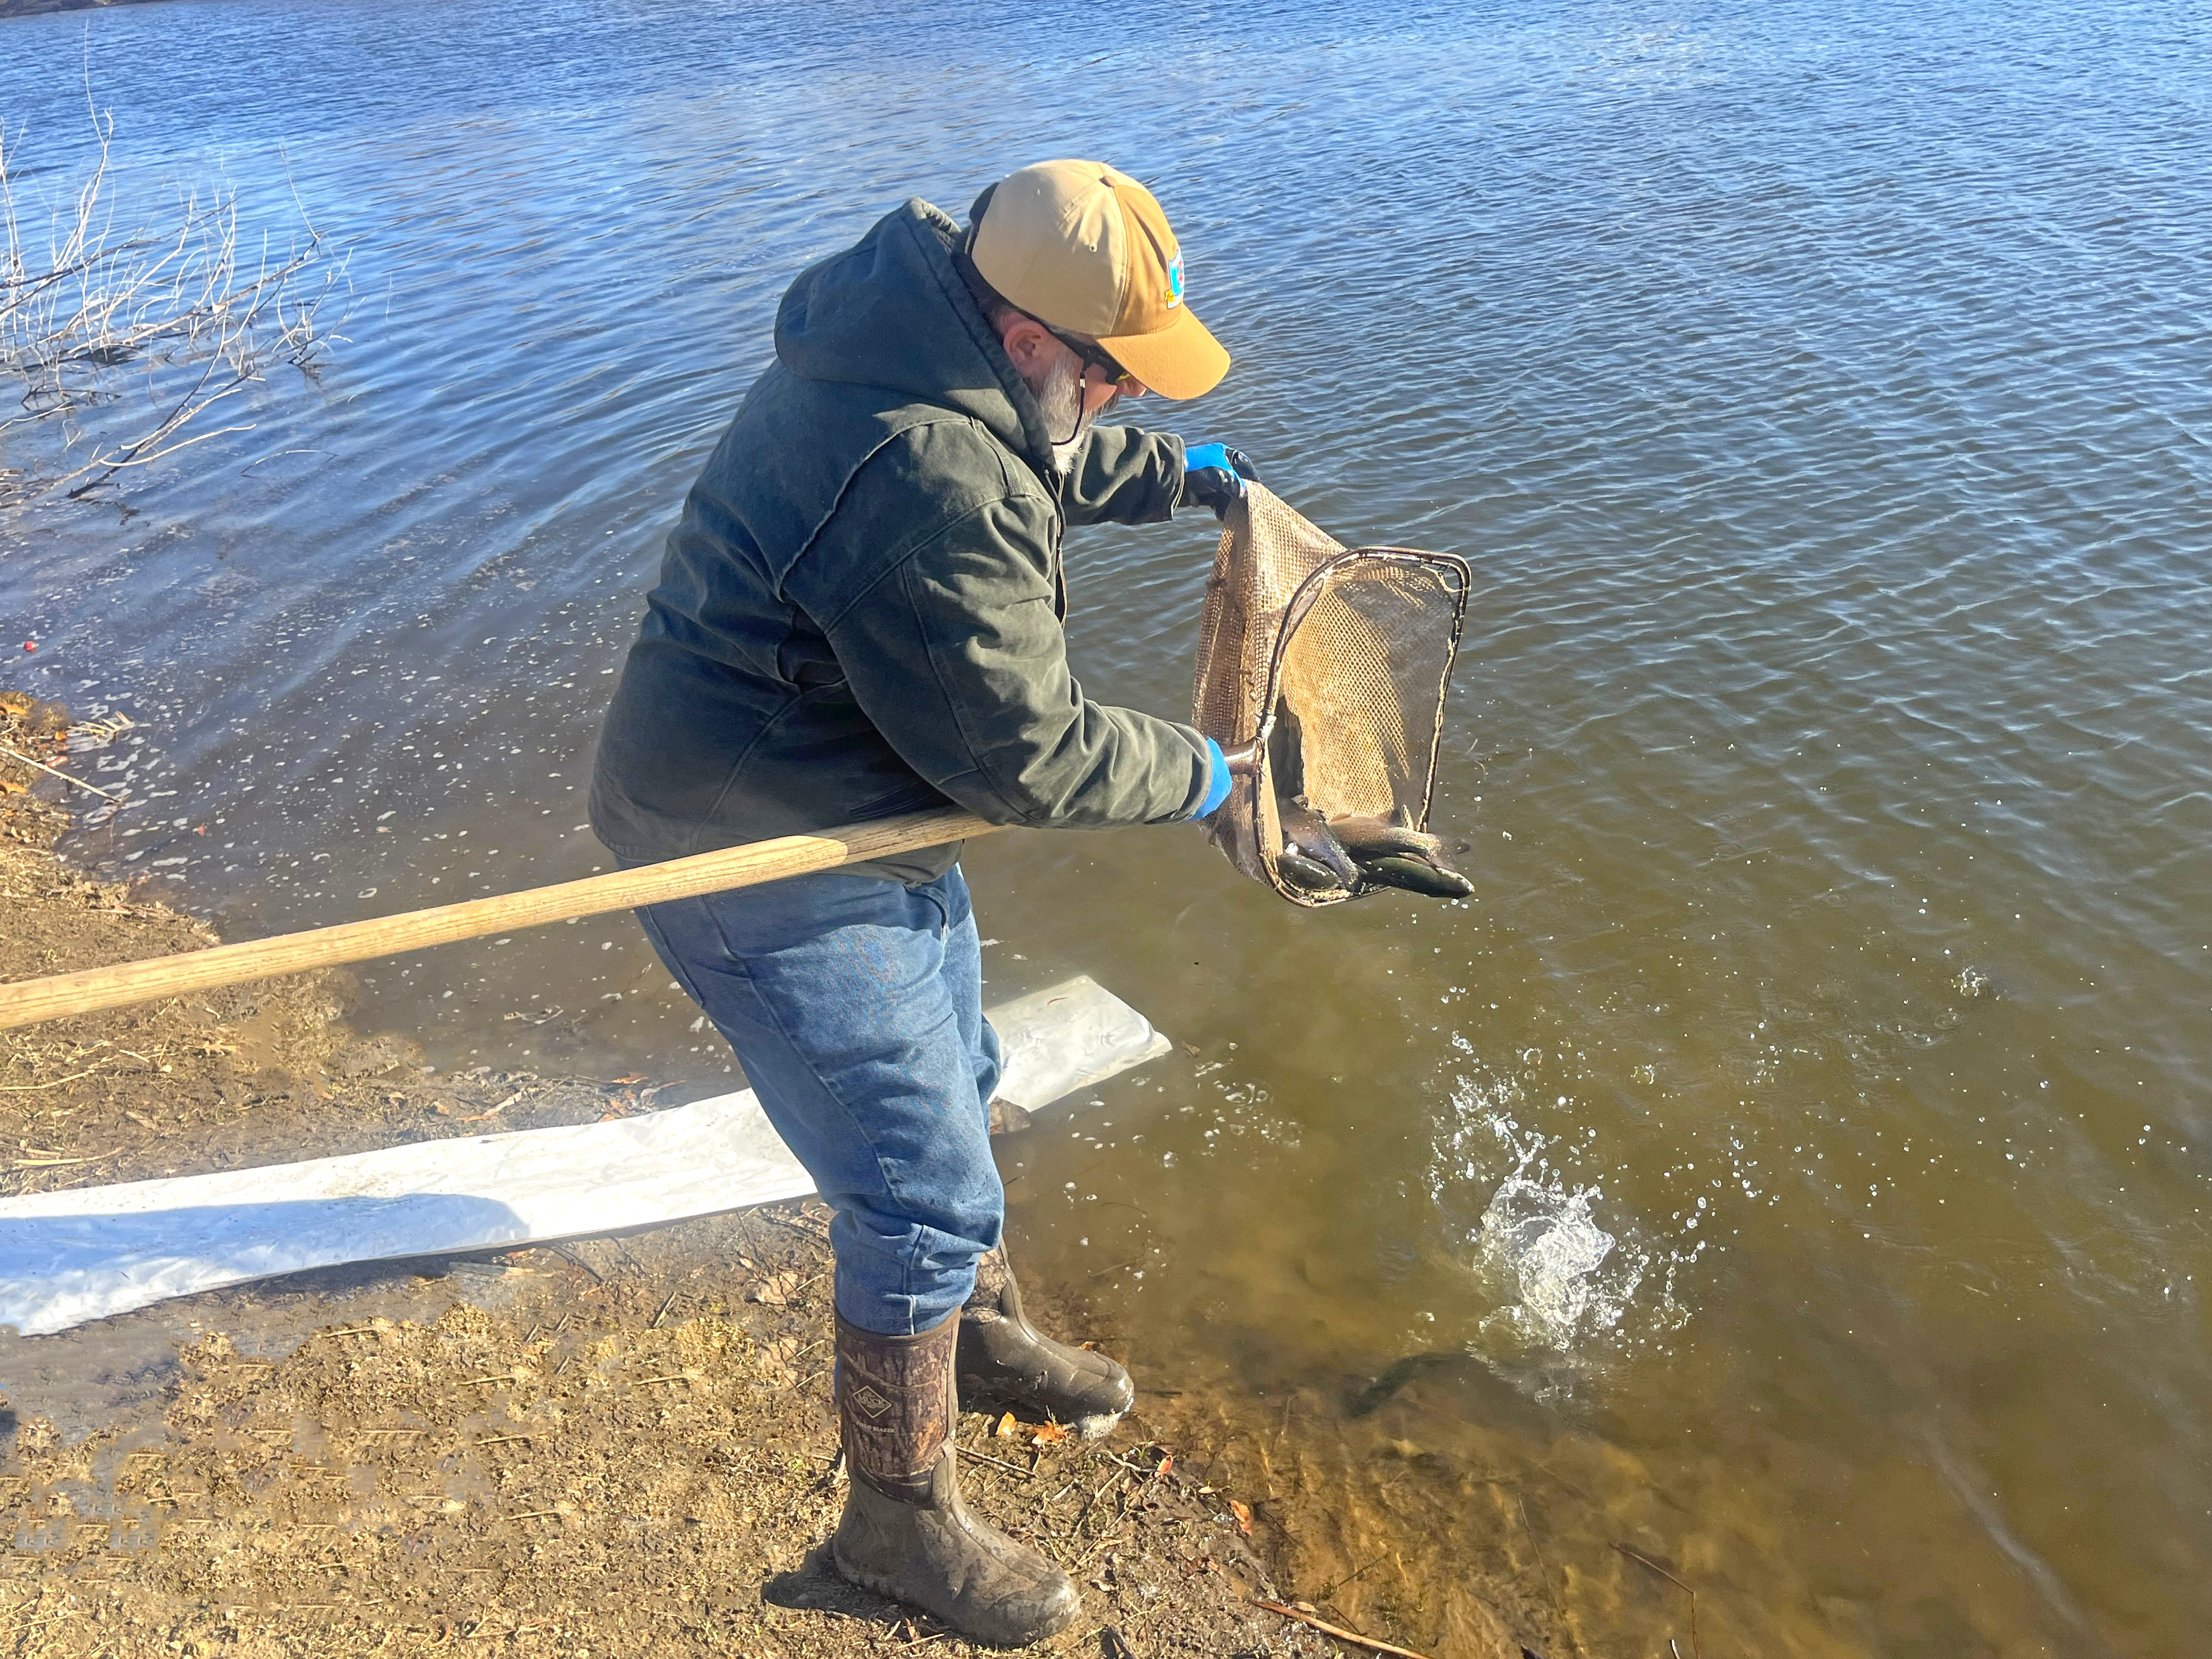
[0,87,349,505]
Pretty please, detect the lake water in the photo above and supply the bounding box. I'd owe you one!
[5,0,2210,1651]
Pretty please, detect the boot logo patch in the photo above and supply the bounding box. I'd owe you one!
[853,1384,892,1419]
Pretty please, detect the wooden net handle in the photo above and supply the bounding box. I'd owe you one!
[0,809,996,1032]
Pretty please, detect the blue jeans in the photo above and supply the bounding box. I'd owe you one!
[630,866,1003,1336]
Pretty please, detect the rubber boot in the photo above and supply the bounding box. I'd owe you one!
[957,1245,1134,1438]
[832,1310,1079,1647]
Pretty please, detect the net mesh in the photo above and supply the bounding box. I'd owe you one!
[1192,484,1470,906]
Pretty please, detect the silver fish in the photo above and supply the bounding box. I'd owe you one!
[1357,853,1474,900]
[1266,701,1307,799]
[1279,799,1361,886]
[1326,812,1444,862]
[1275,847,1343,893]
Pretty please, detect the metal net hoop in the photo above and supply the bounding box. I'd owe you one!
[1191,486,1470,906]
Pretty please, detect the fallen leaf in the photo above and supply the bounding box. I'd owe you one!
[1030,1422,1070,1447]
[994,1412,1019,1440]
[1230,1499,1252,1536]
[612,1074,646,1085]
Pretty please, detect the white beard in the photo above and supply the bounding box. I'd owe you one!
[1035,351,1103,475]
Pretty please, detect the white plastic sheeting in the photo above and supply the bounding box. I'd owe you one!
[0,975,1168,1338]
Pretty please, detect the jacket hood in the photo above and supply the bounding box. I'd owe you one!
[774,200,1059,479]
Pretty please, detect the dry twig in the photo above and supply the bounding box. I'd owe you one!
[1252,1599,1432,1658]
[1612,1542,1703,1659]
[0,1063,115,1091]
[0,744,123,800]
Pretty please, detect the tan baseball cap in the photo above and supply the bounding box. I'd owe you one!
[969,159,1229,402]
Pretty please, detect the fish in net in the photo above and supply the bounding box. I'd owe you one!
[1192,483,1472,906]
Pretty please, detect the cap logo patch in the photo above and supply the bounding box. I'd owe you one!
[1166,255,1185,309]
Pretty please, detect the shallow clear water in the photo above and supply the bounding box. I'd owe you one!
[5,0,2211,1651]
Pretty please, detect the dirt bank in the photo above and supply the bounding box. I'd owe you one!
[0,716,1402,1658]
[2,1197,1302,1658]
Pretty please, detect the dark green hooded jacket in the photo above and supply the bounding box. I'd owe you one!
[588,199,1212,883]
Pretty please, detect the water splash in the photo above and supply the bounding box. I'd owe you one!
[1434,1066,1694,1375]
[1475,1167,1641,1349]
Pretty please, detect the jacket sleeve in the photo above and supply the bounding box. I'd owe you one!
[1059,426,1188,526]
[810,485,1213,830]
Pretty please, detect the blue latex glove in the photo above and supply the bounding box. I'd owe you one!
[1181,444,1262,519]
[1197,737,1235,818]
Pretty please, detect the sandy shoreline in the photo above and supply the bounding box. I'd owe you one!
[0,708,1362,1657]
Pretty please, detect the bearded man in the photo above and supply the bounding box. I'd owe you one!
[588,160,1257,1645]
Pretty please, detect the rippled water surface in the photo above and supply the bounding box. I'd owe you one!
[5,1,2211,1651]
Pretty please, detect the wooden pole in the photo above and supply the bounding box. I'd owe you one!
[0,808,997,1033]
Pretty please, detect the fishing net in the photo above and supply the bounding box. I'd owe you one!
[1192,484,1471,907]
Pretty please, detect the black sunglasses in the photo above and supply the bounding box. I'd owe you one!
[1040,322,1133,387]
